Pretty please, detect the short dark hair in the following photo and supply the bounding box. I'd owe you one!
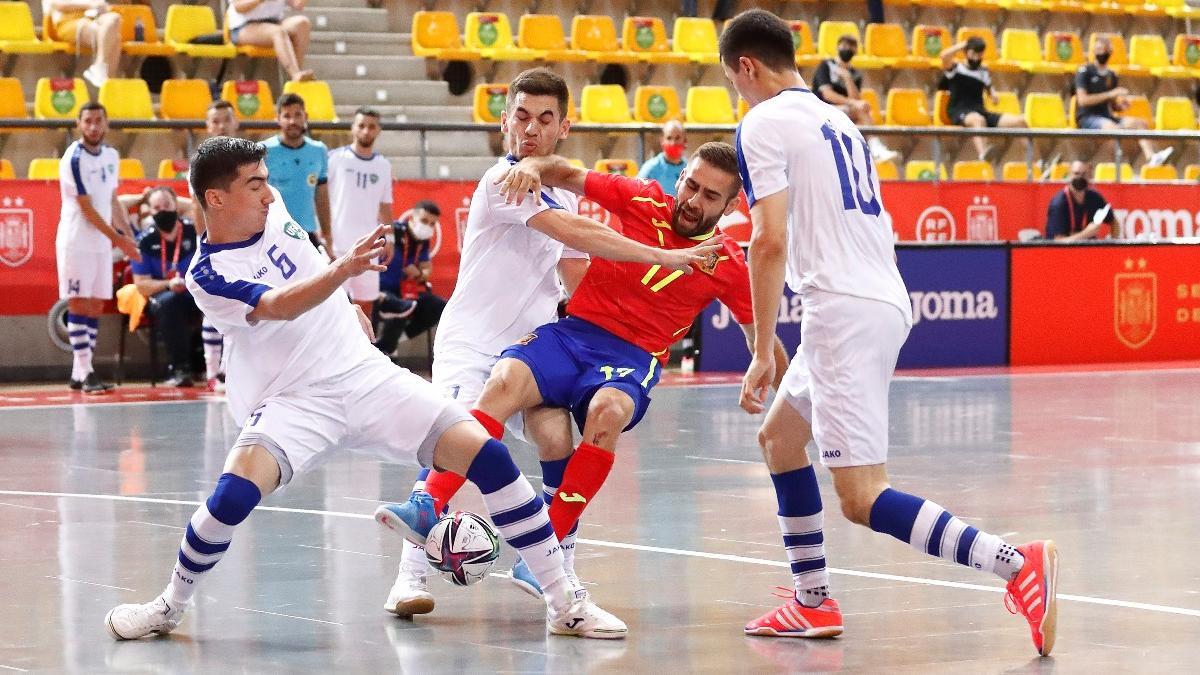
[207,100,234,114]
[78,101,106,119]
[189,136,267,210]
[966,37,987,54]
[837,34,858,47]
[413,199,440,217]
[354,106,381,120]
[507,68,570,118]
[276,92,306,112]
[694,141,742,197]
[719,9,797,72]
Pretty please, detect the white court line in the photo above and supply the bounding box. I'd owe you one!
[127,520,185,531]
[5,490,1198,619]
[296,544,388,558]
[0,501,56,513]
[0,399,213,412]
[46,575,134,592]
[231,606,343,626]
[0,665,29,672]
[684,455,759,465]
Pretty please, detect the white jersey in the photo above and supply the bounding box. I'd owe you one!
[186,191,379,423]
[735,88,911,323]
[327,146,392,256]
[226,0,287,30]
[435,156,583,357]
[56,141,119,254]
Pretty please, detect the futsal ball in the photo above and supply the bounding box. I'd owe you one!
[424,511,501,586]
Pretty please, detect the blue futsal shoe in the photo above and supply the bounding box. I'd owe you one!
[506,557,544,598]
[375,492,440,546]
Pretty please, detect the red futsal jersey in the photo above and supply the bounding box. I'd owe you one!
[565,171,753,361]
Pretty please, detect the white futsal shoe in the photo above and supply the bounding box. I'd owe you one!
[547,587,627,640]
[385,558,436,617]
[105,596,185,640]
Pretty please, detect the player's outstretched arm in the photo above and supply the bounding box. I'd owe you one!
[528,209,722,274]
[249,224,387,322]
[494,155,586,204]
[740,192,789,414]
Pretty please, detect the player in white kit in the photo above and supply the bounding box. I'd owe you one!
[720,10,1059,656]
[327,107,396,318]
[381,68,722,619]
[56,101,141,393]
[103,136,627,641]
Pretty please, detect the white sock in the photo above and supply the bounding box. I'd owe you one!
[400,540,428,573]
[68,315,90,380]
[163,504,235,608]
[202,321,223,380]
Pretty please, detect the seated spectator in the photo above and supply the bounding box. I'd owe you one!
[637,120,687,197]
[812,34,896,162]
[1075,38,1173,168]
[128,188,204,386]
[1045,161,1119,241]
[119,185,196,239]
[940,37,1028,161]
[43,0,122,87]
[227,0,313,82]
[375,201,447,355]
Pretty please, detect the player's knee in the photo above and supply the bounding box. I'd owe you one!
[587,389,634,432]
[1125,117,1148,130]
[833,479,886,526]
[288,15,311,32]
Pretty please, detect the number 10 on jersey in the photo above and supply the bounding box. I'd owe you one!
[821,122,881,217]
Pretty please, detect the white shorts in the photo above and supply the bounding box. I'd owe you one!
[432,343,525,439]
[779,290,910,468]
[231,355,473,486]
[342,270,380,303]
[56,246,113,300]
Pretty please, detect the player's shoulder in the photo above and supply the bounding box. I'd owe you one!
[477,158,511,191]
[305,136,329,152]
[261,135,281,149]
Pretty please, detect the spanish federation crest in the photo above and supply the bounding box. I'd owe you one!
[0,203,33,268]
[1114,258,1156,349]
[697,250,720,275]
[283,221,307,240]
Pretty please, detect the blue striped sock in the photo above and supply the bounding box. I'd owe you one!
[164,473,261,607]
[540,456,578,570]
[201,320,223,379]
[868,488,1022,581]
[770,466,829,606]
[66,313,91,380]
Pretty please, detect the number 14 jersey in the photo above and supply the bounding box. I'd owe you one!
[735,88,911,323]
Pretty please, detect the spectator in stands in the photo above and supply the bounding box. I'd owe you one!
[130,187,203,386]
[119,185,196,238]
[941,37,1028,161]
[375,201,446,355]
[812,35,897,162]
[637,120,688,197]
[1075,38,1173,168]
[205,100,240,138]
[263,93,331,256]
[226,0,314,82]
[1045,161,1119,241]
[43,1,122,87]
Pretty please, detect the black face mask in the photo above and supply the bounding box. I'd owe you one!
[1095,52,1111,66]
[153,210,178,233]
[838,49,855,64]
[1070,177,1088,191]
[966,58,983,70]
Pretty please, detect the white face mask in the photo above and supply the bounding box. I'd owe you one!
[409,220,435,241]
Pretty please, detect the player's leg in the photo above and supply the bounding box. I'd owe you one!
[236,21,309,81]
[281,15,312,78]
[201,317,224,390]
[959,111,991,160]
[1121,116,1171,166]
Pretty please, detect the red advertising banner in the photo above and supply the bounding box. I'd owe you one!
[1010,244,1200,365]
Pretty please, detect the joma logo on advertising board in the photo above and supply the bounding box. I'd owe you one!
[909,290,999,324]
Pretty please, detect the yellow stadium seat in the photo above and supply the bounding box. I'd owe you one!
[27,158,59,179]
[1129,35,1191,78]
[986,91,1022,116]
[464,12,539,60]
[622,17,690,64]
[1043,32,1084,71]
[817,21,859,58]
[1139,165,1178,181]
[1002,161,1031,181]
[864,23,927,70]
[0,77,27,121]
[1112,0,1166,17]
[1171,35,1200,75]
[672,17,719,64]
[411,11,477,60]
[932,90,952,126]
[1122,95,1152,127]
[282,80,337,122]
[1047,162,1070,180]
[1154,96,1197,131]
[1081,0,1126,15]
[1186,164,1200,181]
[885,89,931,126]
[788,20,821,69]
[119,158,145,180]
[158,159,190,180]
[958,0,1002,10]
[580,84,631,124]
[998,0,1049,12]
[0,1,63,54]
[685,86,735,124]
[1094,162,1133,181]
[956,28,1013,72]
[164,5,236,59]
[1162,0,1200,19]
[472,83,508,124]
[910,25,952,66]
[0,158,13,179]
[109,4,174,57]
[634,86,681,124]
[572,16,638,63]
[875,160,899,181]
[952,160,995,180]
[566,89,578,122]
[911,0,959,9]
[98,78,155,120]
[1087,33,1145,78]
[518,15,584,62]
[34,77,87,119]
[1024,93,1068,128]
[594,159,638,176]
[159,79,212,120]
[861,88,883,124]
[905,161,947,180]
[737,96,749,121]
[221,80,274,121]
[999,29,1064,74]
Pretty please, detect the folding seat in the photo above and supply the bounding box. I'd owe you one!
[1002,161,1031,181]
[164,5,236,59]
[1024,93,1068,128]
[634,86,681,124]
[472,83,508,124]
[97,78,156,120]
[909,25,952,68]
[572,16,638,63]
[159,79,212,120]
[518,15,585,62]
[952,160,995,180]
[410,11,477,60]
[119,158,145,179]
[999,29,1066,74]
[0,1,64,54]
[885,89,931,126]
[987,91,1022,116]
[1184,164,1200,181]
[875,160,899,181]
[464,13,539,60]
[905,161,947,180]
[672,17,719,64]
[932,90,952,126]
[0,78,28,124]
[1129,35,1191,78]
[579,85,631,124]
[1087,33,1144,78]
[221,80,275,121]
[27,158,60,179]
[1139,165,1178,181]
[282,80,337,122]
[863,23,928,70]
[1042,32,1084,72]
[0,159,13,179]
[621,17,689,65]
[1093,162,1134,181]
[1170,35,1200,77]
[789,20,821,69]
[158,159,189,179]
[685,86,735,124]
[34,77,87,120]
[109,3,175,57]
[1154,96,1197,131]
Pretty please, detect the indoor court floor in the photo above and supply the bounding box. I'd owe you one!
[1,366,1199,673]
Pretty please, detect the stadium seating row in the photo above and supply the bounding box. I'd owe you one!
[865,0,1198,18]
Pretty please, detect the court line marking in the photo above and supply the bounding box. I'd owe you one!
[6,490,1198,619]
[296,544,388,558]
[0,399,219,412]
[231,606,343,626]
[0,501,56,513]
[46,575,134,592]
[684,455,759,465]
[0,665,29,672]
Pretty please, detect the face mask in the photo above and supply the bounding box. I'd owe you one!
[838,49,855,64]
[152,210,178,233]
[966,58,983,70]
[1070,177,1088,191]
[409,220,435,241]
[1095,52,1110,66]
[662,142,685,162]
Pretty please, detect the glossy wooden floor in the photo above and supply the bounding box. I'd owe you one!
[2,367,1199,673]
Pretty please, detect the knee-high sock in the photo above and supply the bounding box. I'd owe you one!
[771,466,829,606]
[67,313,92,381]
[547,442,613,541]
[539,456,579,571]
[465,439,569,605]
[202,319,223,380]
[85,316,98,356]
[421,408,502,514]
[163,473,261,607]
[869,488,1024,581]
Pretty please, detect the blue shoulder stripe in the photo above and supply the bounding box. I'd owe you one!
[190,254,270,308]
[70,144,87,196]
[734,122,755,208]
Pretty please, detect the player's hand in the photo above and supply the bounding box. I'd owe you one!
[334,224,388,279]
[739,352,775,414]
[168,276,187,293]
[353,303,376,342]
[119,237,142,263]
[1110,87,1129,99]
[655,235,726,274]
[380,234,395,266]
[494,161,542,206]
